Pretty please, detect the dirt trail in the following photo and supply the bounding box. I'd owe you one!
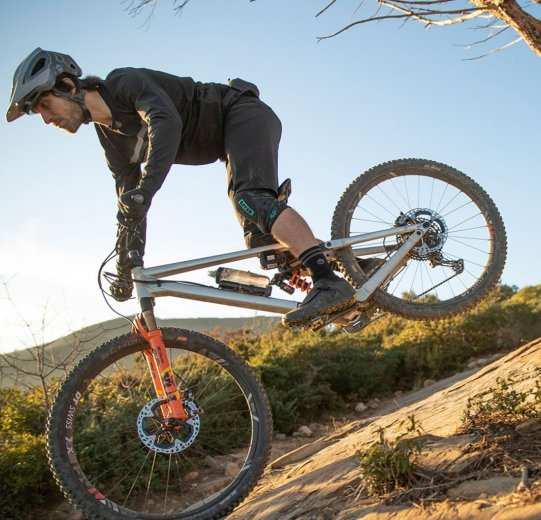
[229,338,541,519]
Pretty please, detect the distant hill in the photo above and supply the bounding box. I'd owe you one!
[0,315,280,388]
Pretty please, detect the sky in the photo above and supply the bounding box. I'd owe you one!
[0,0,540,353]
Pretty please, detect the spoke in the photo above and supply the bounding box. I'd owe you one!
[446,251,488,269]
[447,235,490,241]
[441,200,474,219]
[437,190,462,215]
[352,216,393,225]
[450,225,488,234]
[164,454,172,514]
[362,193,396,219]
[389,262,412,296]
[429,177,435,210]
[123,448,152,506]
[447,236,490,255]
[174,454,186,505]
[447,212,484,231]
[104,446,154,498]
[200,391,246,412]
[93,442,149,482]
[435,183,450,214]
[403,175,411,207]
[191,365,226,401]
[408,261,421,299]
[144,451,158,512]
[196,377,237,405]
[357,198,395,224]
[389,176,411,208]
[376,184,403,214]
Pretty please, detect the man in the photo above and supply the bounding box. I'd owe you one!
[6,47,357,327]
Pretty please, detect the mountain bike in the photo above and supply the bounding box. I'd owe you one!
[46,159,507,520]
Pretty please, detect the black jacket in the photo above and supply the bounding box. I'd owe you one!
[94,68,231,199]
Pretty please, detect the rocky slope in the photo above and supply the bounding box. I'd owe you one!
[230,338,541,519]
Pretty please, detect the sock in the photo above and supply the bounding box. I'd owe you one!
[299,246,337,282]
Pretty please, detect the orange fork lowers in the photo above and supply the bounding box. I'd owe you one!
[132,316,189,421]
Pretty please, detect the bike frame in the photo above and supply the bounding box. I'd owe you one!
[127,222,429,421]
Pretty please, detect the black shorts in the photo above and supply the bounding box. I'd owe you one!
[223,95,286,235]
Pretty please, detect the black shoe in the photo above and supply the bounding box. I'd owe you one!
[282,276,357,327]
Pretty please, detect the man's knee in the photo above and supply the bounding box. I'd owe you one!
[233,189,289,235]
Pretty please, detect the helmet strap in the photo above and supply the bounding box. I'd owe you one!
[52,88,92,124]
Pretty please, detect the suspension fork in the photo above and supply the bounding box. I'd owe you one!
[132,306,189,422]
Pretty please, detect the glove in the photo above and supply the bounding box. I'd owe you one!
[110,264,133,302]
[118,188,152,223]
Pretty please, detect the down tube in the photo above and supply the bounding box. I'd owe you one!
[141,281,298,314]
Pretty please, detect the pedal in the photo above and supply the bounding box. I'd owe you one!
[305,302,360,332]
[343,313,372,334]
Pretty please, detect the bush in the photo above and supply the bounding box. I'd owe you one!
[357,415,424,495]
[0,388,61,519]
[1,284,539,515]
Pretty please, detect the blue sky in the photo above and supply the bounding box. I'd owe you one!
[1,0,539,352]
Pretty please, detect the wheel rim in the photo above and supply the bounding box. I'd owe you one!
[60,341,259,518]
[342,170,498,306]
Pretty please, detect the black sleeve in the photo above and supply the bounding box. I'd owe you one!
[95,124,142,198]
[95,125,146,263]
[113,70,183,197]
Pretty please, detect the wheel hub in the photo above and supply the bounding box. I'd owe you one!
[137,397,200,454]
[396,208,448,260]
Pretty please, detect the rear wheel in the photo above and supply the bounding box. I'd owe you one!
[47,328,272,520]
[331,159,507,319]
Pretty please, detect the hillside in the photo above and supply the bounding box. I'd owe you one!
[229,338,541,519]
[0,315,279,387]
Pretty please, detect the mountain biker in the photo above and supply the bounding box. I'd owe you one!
[6,47,357,327]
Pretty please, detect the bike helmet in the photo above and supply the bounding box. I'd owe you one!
[6,47,85,123]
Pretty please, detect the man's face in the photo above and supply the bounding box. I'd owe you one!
[33,92,84,134]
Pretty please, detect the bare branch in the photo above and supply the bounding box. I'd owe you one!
[316,0,339,17]
[462,35,523,59]
[380,1,486,26]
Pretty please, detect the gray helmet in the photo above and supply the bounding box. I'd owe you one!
[6,48,82,123]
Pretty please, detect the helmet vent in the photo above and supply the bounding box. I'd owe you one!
[31,58,46,76]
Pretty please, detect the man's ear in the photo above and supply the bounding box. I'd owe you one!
[60,77,77,94]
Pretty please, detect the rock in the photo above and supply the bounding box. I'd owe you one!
[423,379,437,388]
[516,418,541,435]
[467,360,478,369]
[205,455,221,469]
[224,462,240,477]
[308,422,324,433]
[475,358,489,366]
[447,476,519,498]
[275,433,287,440]
[368,399,380,409]
[270,439,334,469]
[394,390,403,398]
[354,402,368,413]
[296,425,314,438]
[184,470,200,482]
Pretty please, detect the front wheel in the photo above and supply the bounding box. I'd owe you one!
[331,159,507,320]
[47,328,272,520]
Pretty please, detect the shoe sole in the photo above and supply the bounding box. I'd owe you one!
[282,295,358,328]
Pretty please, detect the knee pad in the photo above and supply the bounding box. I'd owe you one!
[234,189,289,235]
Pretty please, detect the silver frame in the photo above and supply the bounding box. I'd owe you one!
[132,223,427,315]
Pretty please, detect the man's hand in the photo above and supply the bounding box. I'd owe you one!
[118,188,152,223]
[110,264,133,302]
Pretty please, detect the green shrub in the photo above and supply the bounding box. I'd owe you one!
[0,388,61,519]
[461,377,541,434]
[357,415,424,495]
